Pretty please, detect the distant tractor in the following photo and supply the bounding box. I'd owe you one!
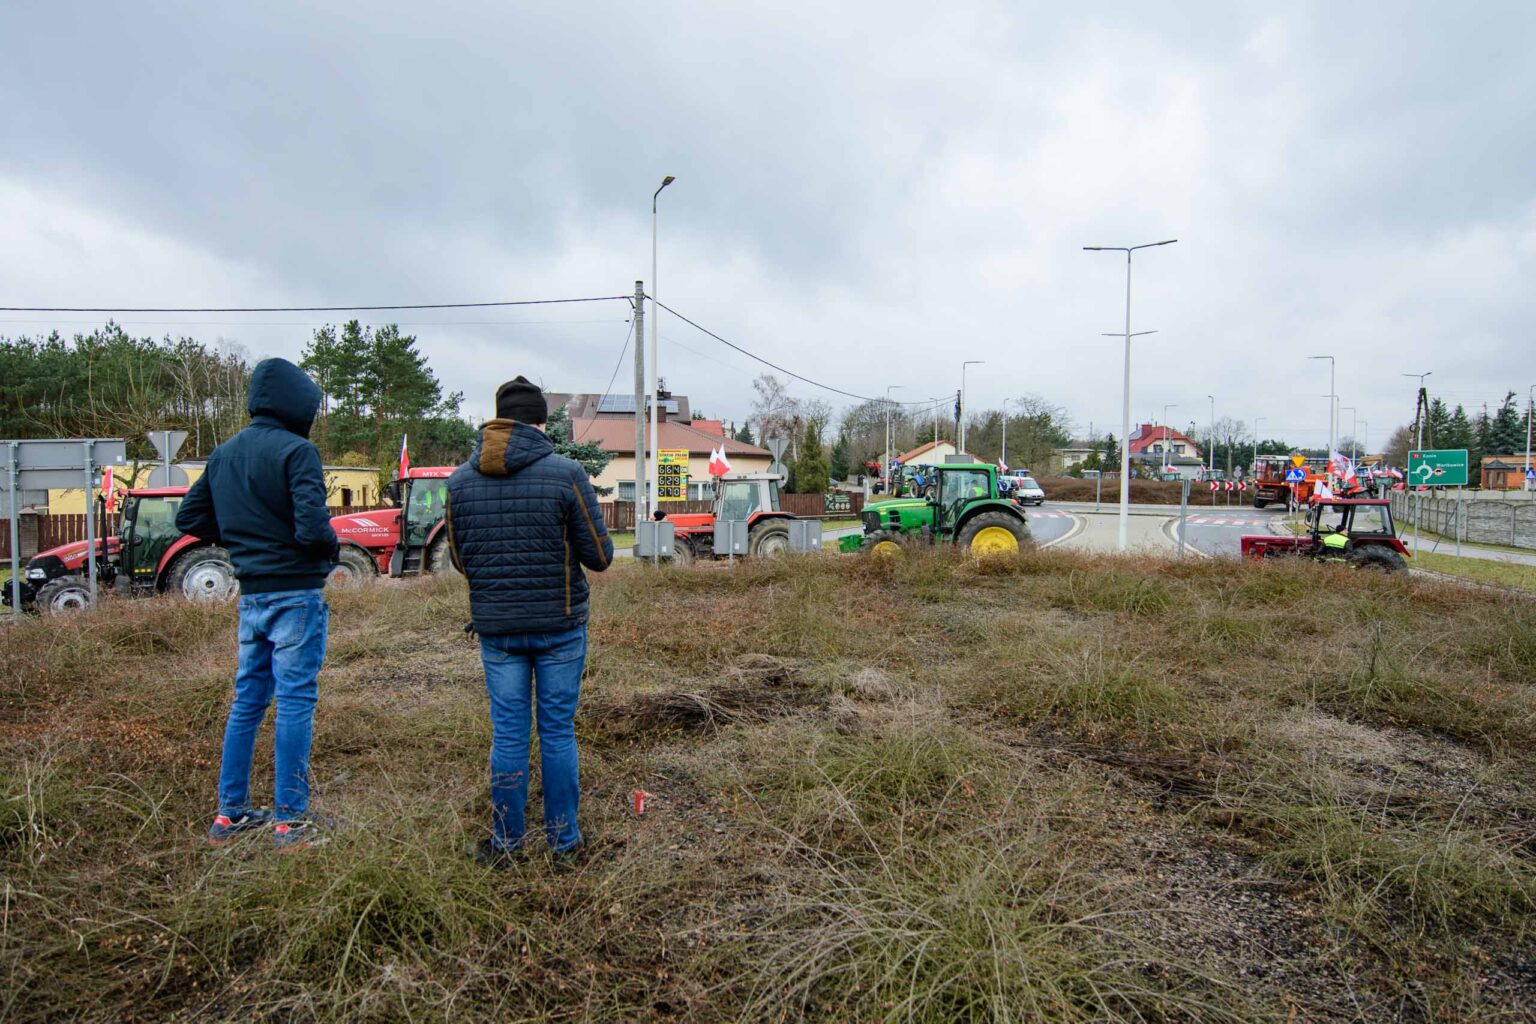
[3,487,237,615]
[843,461,1032,558]
[1240,498,1409,572]
[658,473,795,563]
[328,467,458,582]
[1251,455,1326,509]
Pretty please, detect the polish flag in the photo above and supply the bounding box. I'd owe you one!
[997,457,1008,474]
[398,434,410,480]
[1313,480,1335,501]
[101,465,117,513]
[708,446,733,477]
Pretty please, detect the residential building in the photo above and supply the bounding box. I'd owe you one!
[1052,439,1100,474]
[1480,455,1535,491]
[550,390,772,501]
[1127,423,1202,461]
[895,440,957,467]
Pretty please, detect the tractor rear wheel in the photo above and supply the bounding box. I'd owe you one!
[330,545,377,587]
[427,537,461,576]
[748,521,790,557]
[1348,546,1407,573]
[859,530,907,557]
[957,511,1030,558]
[167,547,238,602]
[37,575,93,615]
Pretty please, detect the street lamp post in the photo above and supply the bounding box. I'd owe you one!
[1252,416,1265,477]
[1161,403,1178,475]
[647,174,676,517]
[1085,239,1178,551]
[1309,355,1335,466]
[1001,397,1010,469]
[959,361,984,453]
[1206,394,1215,477]
[884,385,903,490]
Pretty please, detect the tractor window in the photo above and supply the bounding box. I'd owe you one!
[718,481,761,521]
[404,480,448,547]
[940,470,990,525]
[1314,505,1349,535]
[130,498,182,573]
[1350,505,1391,535]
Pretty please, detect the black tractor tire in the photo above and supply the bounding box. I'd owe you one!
[748,521,791,557]
[1348,546,1407,574]
[330,545,378,587]
[922,484,938,501]
[956,511,1031,558]
[166,546,238,602]
[1252,499,1268,510]
[37,575,94,615]
[859,529,908,557]
[427,537,461,577]
[670,537,695,565]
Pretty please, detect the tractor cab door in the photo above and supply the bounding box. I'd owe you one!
[936,469,990,537]
[124,496,182,583]
[401,478,448,550]
[1347,504,1393,539]
[1310,504,1350,544]
[717,479,765,522]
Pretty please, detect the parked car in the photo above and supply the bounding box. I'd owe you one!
[1011,475,1046,506]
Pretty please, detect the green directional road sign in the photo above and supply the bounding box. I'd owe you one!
[1407,448,1469,487]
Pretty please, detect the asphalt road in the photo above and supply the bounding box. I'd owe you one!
[1023,507,1078,547]
[1171,507,1289,557]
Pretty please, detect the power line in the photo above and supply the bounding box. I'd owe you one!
[0,295,631,313]
[653,298,938,406]
[0,317,626,328]
[575,319,636,442]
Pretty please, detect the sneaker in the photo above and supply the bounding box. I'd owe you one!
[469,838,523,870]
[273,819,329,852]
[551,843,588,873]
[207,809,273,846]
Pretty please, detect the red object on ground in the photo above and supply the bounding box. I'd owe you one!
[632,790,653,815]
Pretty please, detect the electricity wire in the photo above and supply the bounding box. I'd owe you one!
[0,296,631,313]
[575,319,636,442]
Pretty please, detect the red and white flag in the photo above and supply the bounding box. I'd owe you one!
[398,434,410,480]
[708,446,733,477]
[1313,480,1335,501]
[101,465,117,513]
[997,457,1009,474]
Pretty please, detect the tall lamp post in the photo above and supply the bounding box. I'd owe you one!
[1206,394,1216,477]
[647,174,676,516]
[884,385,903,490]
[1085,238,1178,551]
[960,361,984,452]
[1309,355,1336,465]
[1252,416,1265,477]
[1161,403,1178,475]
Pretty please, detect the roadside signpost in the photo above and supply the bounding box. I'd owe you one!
[2,439,127,619]
[1284,467,1305,483]
[1407,449,1469,556]
[767,437,788,479]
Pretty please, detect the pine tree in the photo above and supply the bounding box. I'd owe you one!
[828,433,851,483]
[546,405,614,495]
[733,421,754,445]
[793,418,829,494]
[1489,392,1524,454]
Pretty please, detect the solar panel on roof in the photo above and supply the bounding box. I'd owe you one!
[596,394,637,413]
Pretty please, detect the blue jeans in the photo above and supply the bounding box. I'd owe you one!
[217,589,329,821]
[479,625,588,852]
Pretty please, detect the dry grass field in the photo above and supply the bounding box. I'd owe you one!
[3,550,1534,1022]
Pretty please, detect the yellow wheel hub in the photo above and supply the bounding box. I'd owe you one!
[871,540,904,557]
[969,526,1019,557]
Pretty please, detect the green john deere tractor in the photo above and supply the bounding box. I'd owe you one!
[840,461,1032,558]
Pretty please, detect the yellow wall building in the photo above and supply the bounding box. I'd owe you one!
[48,463,385,514]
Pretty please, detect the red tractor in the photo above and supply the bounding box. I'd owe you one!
[328,466,457,582]
[658,473,795,563]
[3,487,238,615]
[1240,498,1409,572]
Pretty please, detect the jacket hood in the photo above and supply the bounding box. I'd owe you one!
[475,419,554,477]
[247,358,322,437]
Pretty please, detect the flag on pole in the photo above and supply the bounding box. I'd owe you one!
[398,434,410,480]
[101,465,117,513]
[708,446,733,477]
[1313,480,1335,501]
[997,457,1009,474]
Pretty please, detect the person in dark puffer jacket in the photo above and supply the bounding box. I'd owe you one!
[447,376,613,867]
[176,357,339,851]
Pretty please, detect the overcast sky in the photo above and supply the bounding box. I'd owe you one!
[3,2,1533,453]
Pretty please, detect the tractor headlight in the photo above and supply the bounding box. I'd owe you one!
[25,567,47,581]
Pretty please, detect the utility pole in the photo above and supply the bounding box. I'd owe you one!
[1403,371,1433,555]
[632,280,646,516]
[884,385,903,491]
[1309,355,1335,465]
[1525,385,1534,493]
[1207,395,1216,477]
[1084,239,1177,551]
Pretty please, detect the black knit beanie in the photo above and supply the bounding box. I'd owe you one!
[495,376,548,424]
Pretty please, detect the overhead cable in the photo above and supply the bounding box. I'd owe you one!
[0,296,631,313]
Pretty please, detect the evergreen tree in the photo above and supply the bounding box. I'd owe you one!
[1472,405,1493,467]
[1443,404,1475,454]
[828,433,851,483]
[733,420,754,445]
[546,405,614,495]
[1425,398,1451,449]
[1489,391,1524,454]
[793,418,830,494]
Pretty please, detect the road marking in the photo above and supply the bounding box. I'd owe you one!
[1038,512,1085,549]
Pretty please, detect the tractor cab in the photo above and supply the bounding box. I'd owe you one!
[117,489,191,588]
[661,472,794,562]
[1240,498,1408,571]
[385,467,455,577]
[1303,499,1396,549]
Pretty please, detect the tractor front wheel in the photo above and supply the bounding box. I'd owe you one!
[1348,546,1407,573]
[427,537,461,577]
[859,530,907,557]
[330,545,378,587]
[37,575,94,615]
[957,512,1030,559]
[670,537,695,565]
[167,547,238,602]
[748,522,791,557]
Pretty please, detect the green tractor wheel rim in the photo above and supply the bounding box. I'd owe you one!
[970,525,1020,557]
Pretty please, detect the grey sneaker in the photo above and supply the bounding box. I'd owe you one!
[273,819,329,852]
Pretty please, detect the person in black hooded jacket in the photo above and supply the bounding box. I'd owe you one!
[176,357,339,851]
[447,376,613,867]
